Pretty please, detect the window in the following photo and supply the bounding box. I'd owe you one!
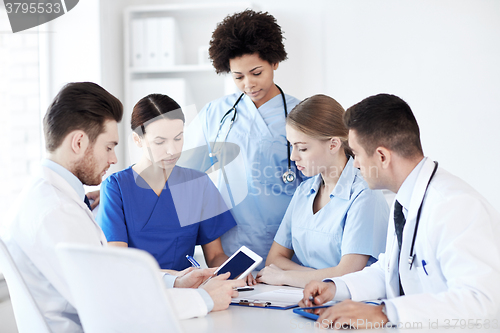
[0,10,42,216]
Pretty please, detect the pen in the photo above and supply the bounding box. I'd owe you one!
[186,255,201,268]
[422,260,429,275]
[308,293,318,306]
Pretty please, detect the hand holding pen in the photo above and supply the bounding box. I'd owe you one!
[187,255,253,291]
[171,256,216,288]
[299,280,337,307]
[185,255,219,287]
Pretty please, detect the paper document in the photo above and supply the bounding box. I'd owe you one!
[232,288,304,309]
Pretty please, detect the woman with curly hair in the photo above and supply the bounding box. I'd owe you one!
[182,10,303,280]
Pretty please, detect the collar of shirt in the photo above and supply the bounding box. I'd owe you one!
[394,156,427,219]
[307,157,356,201]
[41,159,86,201]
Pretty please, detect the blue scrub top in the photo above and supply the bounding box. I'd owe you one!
[97,166,236,271]
[274,157,389,269]
[180,92,303,269]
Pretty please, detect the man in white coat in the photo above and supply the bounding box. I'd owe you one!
[1,82,244,333]
[301,93,500,329]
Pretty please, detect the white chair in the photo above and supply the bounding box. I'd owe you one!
[0,238,51,333]
[56,244,183,333]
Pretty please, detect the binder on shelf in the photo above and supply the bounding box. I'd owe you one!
[144,18,161,68]
[130,18,146,68]
[131,16,184,69]
[159,17,175,67]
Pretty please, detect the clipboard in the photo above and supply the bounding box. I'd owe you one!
[231,299,298,310]
[231,288,303,310]
[293,301,380,320]
[293,305,332,320]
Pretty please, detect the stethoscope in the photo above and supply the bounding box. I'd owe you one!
[408,161,439,269]
[210,85,297,184]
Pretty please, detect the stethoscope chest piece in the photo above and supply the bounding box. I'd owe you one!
[282,169,296,184]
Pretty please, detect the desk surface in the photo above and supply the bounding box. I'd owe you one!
[181,284,317,333]
[180,284,500,333]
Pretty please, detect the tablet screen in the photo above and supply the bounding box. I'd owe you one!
[217,251,255,279]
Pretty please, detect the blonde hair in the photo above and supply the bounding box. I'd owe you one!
[287,94,353,157]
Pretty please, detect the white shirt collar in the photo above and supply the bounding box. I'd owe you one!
[41,159,85,201]
[395,156,427,218]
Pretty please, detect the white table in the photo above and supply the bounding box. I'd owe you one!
[181,284,500,333]
[181,284,320,333]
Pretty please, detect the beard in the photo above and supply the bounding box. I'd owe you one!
[73,145,108,186]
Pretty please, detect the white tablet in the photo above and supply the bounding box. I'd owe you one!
[215,246,262,280]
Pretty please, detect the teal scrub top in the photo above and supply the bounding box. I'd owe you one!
[97,166,236,270]
[180,92,303,269]
[274,157,389,269]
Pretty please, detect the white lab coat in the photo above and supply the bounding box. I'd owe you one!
[333,158,500,325]
[2,166,208,333]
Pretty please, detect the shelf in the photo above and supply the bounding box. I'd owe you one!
[123,2,253,166]
[129,64,215,74]
[125,2,253,16]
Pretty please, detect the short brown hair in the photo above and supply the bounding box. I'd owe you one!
[43,82,123,152]
[209,9,287,74]
[344,93,423,158]
[287,94,353,157]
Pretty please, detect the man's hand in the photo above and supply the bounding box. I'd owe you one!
[299,280,336,307]
[174,267,196,277]
[85,190,101,210]
[201,272,246,311]
[174,268,217,288]
[317,300,389,329]
[255,264,286,285]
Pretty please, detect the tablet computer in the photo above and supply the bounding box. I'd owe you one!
[293,305,332,320]
[215,246,262,280]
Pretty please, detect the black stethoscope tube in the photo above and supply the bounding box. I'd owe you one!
[408,161,439,269]
[215,85,296,184]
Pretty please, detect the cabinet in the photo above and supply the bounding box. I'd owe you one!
[123,2,253,164]
[123,4,253,122]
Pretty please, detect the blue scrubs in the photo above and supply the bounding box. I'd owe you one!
[274,158,389,269]
[180,92,303,269]
[97,166,236,271]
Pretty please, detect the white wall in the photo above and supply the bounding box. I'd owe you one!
[99,0,169,175]
[45,0,101,97]
[95,0,500,210]
[0,9,42,217]
[322,0,500,210]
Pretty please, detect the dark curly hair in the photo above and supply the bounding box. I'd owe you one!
[209,9,288,74]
